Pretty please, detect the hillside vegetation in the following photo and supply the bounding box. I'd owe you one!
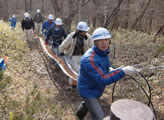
[0,21,163,120]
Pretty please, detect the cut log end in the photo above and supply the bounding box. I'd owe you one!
[110,99,155,120]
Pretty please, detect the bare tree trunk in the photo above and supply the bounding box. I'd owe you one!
[125,0,130,29]
[25,0,28,12]
[50,0,89,33]
[111,13,119,30]
[92,16,97,28]
[29,0,33,14]
[78,0,82,21]
[15,0,19,10]
[0,1,2,19]
[131,0,152,30]
[103,0,123,29]
[153,25,164,42]
[103,3,107,25]
[41,0,45,14]
[148,11,153,34]
[3,0,9,21]
[50,0,61,17]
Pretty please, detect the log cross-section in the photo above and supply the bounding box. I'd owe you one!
[110,99,155,120]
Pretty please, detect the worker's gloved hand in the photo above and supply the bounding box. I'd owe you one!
[109,67,114,71]
[59,52,64,57]
[122,66,137,76]
[109,66,124,72]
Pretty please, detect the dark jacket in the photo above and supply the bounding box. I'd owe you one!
[46,24,67,46]
[77,46,125,99]
[33,13,43,23]
[21,17,35,31]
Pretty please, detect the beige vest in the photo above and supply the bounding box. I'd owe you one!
[59,31,92,57]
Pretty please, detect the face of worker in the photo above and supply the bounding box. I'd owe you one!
[56,25,61,28]
[48,19,53,23]
[79,31,87,36]
[95,38,111,51]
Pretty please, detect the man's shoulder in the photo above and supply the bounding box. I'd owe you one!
[24,17,32,21]
[42,20,48,25]
[86,33,92,40]
[51,24,56,28]
[70,31,76,35]
[66,31,75,38]
[43,20,47,22]
[86,33,91,37]
[60,26,65,30]
[81,48,93,62]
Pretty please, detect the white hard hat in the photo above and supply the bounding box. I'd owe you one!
[37,9,40,13]
[55,18,62,25]
[92,27,111,41]
[24,12,29,18]
[77,21,90,32]
[48,14,54,20]
[12,15,15,18]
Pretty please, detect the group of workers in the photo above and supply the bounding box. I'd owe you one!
[9,9,138,120]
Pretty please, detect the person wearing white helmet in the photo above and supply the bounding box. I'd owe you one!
[21,12,35,41]
[45,18,67,64]
[33,9,44,35]
[37,9,40,13]
[76,27,137,120]
[59,21,92,85]
[41,14,55,37]
[55,18,62,25]
[46,18,66,46]
[9,14,17,30]
[24,12,29,18]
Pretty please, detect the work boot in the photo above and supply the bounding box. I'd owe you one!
[76,101,88,120]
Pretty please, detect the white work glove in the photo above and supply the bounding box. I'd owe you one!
[109,66,124,72]
[122,66,137,76]
[109,67,114,71]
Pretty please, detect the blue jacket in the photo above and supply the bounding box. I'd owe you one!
[9,17,17,27]
[0,58,6,71]
[77,46,125,99]
[41,20,55,37]
[46,25,67,46]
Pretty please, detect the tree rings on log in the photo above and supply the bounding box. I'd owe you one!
[110,99,154,120]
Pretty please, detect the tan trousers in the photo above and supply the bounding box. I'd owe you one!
[69,55,82,85]
[34,22,41,34]
[25,29,33,41]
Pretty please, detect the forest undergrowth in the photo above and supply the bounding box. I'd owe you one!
[0,20,163,120]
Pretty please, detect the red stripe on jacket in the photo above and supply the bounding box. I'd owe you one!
[89,51,120,79]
